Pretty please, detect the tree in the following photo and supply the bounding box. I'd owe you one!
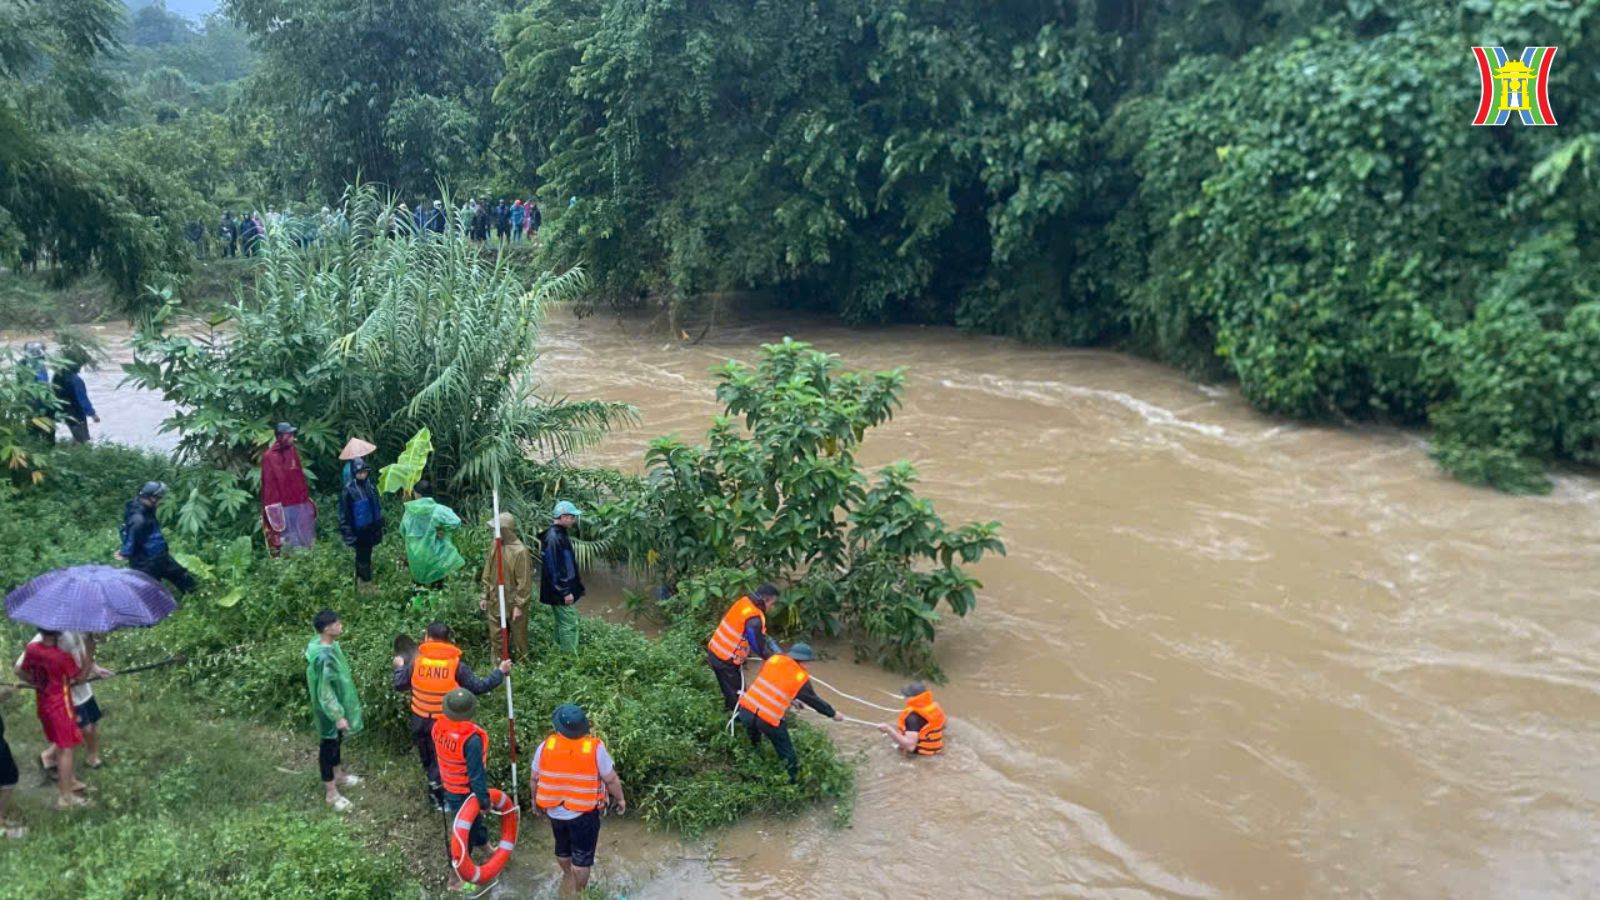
[225,0,510,196]
[0,0,192,306]
[603,339,1004,677]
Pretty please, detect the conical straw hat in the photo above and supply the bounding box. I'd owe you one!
[339,437,377,461]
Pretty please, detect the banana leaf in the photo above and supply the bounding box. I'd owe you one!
[380,427,433,494]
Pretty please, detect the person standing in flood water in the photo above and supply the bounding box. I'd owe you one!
[879,681,945,756]
[261,422,316,556]
[531,703,625,897]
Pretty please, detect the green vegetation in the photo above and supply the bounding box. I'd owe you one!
[11,1,1597,488]
[605,339,1004,678]
[124,186,635,534]
[0,442,853,889]
[495,0,1600,490]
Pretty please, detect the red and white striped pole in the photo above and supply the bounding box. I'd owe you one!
[491,484,520,800]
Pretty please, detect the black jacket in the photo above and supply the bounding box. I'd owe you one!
[539,523,584,606]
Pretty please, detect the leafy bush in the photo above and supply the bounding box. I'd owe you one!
[125,185,636,535]
[603,340,1003,677]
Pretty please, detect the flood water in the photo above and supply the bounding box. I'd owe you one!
[54,311,1600,898]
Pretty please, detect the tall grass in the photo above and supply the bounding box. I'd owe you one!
[127,184,635,534]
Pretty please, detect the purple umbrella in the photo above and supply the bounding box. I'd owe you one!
[5,565,177,633]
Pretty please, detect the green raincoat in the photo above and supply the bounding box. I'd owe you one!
[305,637,363,740]
[401,497,465,585]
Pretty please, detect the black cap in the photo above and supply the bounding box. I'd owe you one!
[138,481,169,500]
[901,681,928,698]
[275,422,297,435]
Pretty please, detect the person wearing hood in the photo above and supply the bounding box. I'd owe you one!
[261,423,316,556]
[480,513,533,661]
[19,341,54,444]
[540,501,585,652]
[401,482,464,588]
[51,349,98,444]
[338,459,384,588]
[114,481,195,594]
[306,609,363,811]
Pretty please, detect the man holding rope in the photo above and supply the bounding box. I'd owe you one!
[705,584,780,711]
[735,643,842,783]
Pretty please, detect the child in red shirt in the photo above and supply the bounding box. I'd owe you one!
[16,631,91,809]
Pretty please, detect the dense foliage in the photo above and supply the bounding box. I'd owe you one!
[494,0,1600,490]
[0,0,194,302]
[604,340,1004,677]
[125,187,635,534]
[0,443,854,836]
[224,0,513,198]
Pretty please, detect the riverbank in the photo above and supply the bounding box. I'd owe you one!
[0,443,852,897]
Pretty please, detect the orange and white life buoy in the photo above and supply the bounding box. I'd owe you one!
[450,788,520,885]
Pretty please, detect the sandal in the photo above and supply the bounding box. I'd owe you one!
[327,794,353,813]
[1,819,26,840]
[55,794,93,810]
[337,774,363,787]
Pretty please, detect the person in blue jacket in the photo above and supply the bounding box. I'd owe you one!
[338,459,385,588]
[51,355,98,444]
[114,482,195,594]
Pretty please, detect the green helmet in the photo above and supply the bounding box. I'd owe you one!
[442,688,477,721]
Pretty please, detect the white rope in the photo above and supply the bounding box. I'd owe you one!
[836,714,881,728]
[724,666,745,736]
[806,675,902,714]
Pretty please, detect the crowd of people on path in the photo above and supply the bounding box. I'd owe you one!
[0,419,944,893]
[189,196,541,259]
[211,206,352,259]
[14,341,100,446]
[393,197,542,244]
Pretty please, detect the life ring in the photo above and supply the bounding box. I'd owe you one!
[450,788,520,885]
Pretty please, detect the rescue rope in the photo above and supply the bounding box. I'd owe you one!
[835,714,881,728]
[806,675,901,714]
[724,667,745,736]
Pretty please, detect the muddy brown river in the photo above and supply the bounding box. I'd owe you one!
[54,311,1600,898]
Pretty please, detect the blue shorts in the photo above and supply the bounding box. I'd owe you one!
[75,697,102,729]
[550,810,601,868]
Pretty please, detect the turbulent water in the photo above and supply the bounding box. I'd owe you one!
[48,312,1600,898]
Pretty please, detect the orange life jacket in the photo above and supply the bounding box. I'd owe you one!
[897,691,945,755]
[433,717,490,795]
[738,654,809,727]
[707,596,766,665]
[410,639,462,719]
[534,733,606,813]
